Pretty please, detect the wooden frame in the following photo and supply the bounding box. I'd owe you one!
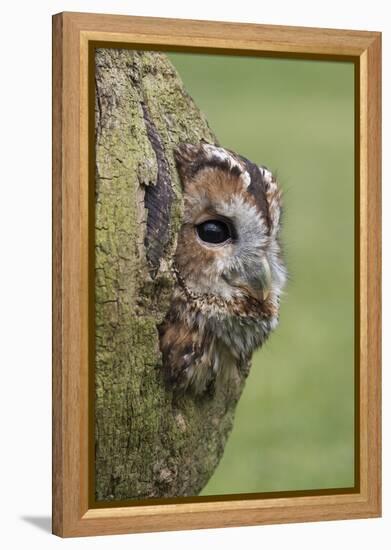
[52,11,381,537]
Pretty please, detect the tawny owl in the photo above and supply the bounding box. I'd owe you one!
[159,142,287,395]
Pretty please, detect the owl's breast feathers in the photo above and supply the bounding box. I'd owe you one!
[159,279,279,395]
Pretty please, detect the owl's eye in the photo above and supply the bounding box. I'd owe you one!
[196,220,232,245]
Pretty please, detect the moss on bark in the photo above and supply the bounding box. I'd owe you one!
[95,48,246,501]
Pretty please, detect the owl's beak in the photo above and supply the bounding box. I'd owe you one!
[224,257,272,303]
[247,257,272,302]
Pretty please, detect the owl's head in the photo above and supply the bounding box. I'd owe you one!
[173,143,286,315]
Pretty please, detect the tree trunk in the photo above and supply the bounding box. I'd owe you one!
[95,48,246,502]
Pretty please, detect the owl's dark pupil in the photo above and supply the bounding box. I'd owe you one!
[196,220,231,244]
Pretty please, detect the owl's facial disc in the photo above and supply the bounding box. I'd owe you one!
[173,142,286,305]
[223,257,272,303]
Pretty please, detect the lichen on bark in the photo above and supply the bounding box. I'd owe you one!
[95,48,247,501]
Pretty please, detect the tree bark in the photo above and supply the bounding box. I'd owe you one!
[95,48,246,501]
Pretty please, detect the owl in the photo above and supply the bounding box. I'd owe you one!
[159,142,287,395]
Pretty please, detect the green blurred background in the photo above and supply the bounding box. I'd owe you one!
[168,53,355,495]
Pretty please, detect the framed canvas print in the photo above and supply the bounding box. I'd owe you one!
[52,12,381,537]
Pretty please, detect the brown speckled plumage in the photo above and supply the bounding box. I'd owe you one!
[159,143,287,394]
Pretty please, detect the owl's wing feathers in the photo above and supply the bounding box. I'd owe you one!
[159,313,216,393]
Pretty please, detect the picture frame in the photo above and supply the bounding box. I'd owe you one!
[52,11,381,537]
